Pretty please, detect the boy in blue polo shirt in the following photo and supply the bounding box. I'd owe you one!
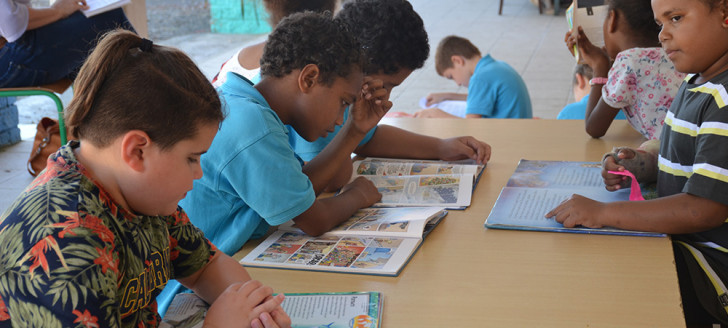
[416,35,532,119]
[158,12,386,315]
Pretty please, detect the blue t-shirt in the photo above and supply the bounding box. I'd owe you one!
[466,54,532,118]
[157,72,316,315]
[556,95,627,120]
[288,109,378,161]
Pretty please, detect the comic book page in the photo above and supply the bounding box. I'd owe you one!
[352,157,482,179]
[162,292,383,328]
[241,231,422,276]
[365,174,473,209]
[484,160,666,237]
[278,207,446,238]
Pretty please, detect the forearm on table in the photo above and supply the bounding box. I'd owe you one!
[293,192,368,236]
[355,125,442,159]
[598,193,728,234]
[179,252,253,304]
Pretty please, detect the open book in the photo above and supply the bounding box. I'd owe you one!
[484,160,665,237]
[161,291,382,328]
[240,207,447,276]
[566,0,608,63]
[81,0,131,17]
[351,158,484,209]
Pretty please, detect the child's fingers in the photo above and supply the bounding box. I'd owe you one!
[251,294,286,321]
[270,307,292,328]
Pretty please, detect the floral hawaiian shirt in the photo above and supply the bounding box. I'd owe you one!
[603,47,686,140]
[0,141,216,328]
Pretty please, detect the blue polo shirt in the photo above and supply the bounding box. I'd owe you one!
[466,54,533,118]
[157,72,316,315]
[556,95,627,120]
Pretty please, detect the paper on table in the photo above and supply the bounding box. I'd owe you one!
[81,0,131,18]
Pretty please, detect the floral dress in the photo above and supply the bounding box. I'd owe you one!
[603,47,686,139]
[0,141,216,328]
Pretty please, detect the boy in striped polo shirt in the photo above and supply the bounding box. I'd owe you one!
[546,0,728,325]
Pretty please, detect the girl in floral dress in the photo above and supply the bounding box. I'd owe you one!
[565,0,685,140]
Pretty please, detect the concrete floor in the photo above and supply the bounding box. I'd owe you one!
[1,0,576,213]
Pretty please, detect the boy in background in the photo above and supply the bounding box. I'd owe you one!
[558,64,626,120]
[290,0,492,190]
[416,35,532,119]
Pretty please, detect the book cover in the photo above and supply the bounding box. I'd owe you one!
[483,160,665,237]
[351,158,482,209]
[240,207,447,276]
[161,292,383,328]
[567,0,608,63]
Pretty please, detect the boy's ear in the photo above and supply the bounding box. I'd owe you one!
[575,73,588,90]
[298,64,321,93]
[120,130,152,173]
[450,55,466,67]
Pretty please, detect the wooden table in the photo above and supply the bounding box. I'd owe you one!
[235,119,685,327]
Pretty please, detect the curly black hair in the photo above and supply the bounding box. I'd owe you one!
[260,11,363,86]
[336,0,429,75]
[606,0,660,46]
[262,0,338,27]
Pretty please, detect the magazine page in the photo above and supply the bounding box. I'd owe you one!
[160,294,206,328]
[278,207,447,239]
[283,292,382,328]
[240,231,424,276]
[485,187,664,236]
[506,160,607,189]
[364,174,473,208]
[352,158,481,178]
[161,292,382,328]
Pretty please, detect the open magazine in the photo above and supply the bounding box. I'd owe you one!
[484,160,665,237]
[351,158,483,209]
[566,0,608,63]
[240,207,447,276]
[161,292,383,328]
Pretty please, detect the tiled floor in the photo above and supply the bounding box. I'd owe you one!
[0,0,576,213]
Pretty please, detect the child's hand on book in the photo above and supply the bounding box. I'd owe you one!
[437,136,492,164]
[349,77,393,135]
[341,176,382,208]
[205,280,289,328]
[545,194,607,229]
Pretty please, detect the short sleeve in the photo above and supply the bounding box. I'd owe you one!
[602,52,639,109]
[0,0,29,42]
[224,129,316,226]
[465,75,496,117]
[683,106,728,206]
[166,209,216,279]
[0,217,123,326]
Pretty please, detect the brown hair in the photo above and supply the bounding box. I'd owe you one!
[65,29,223,150]
[263,0,338,27]
[435,35,481,76]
